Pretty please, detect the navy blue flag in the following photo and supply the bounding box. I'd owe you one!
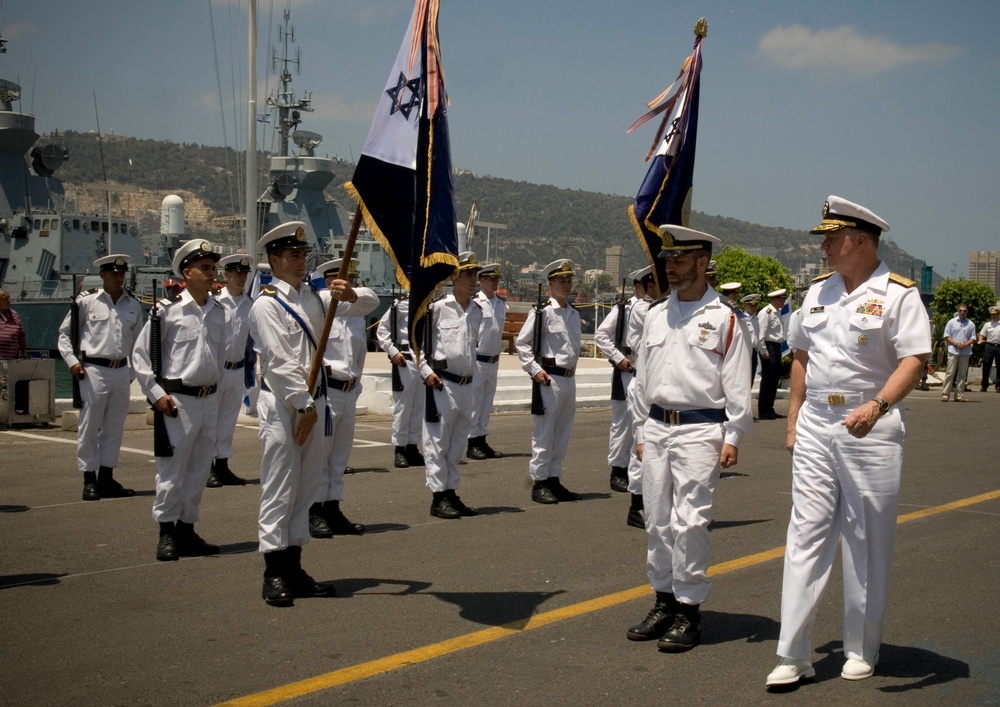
[345,0,457,357]
[627,21,706,293]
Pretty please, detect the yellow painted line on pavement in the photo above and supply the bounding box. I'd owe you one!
[217,487,1000,707]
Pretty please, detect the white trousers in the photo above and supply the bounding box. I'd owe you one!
[214,367,246,459]
[321,387,358,502]
[256,389,327,552]
[607,370,634,468]
[76,363,131,472]
[391,360,423,446]
[529,375,576,481]
[777,401,903,663]
[626,381,643,494]
[422,379,474,492]
[469,358,499,438]
[152,392,219,524]
[941,354,971,398]
[641,418,723,605]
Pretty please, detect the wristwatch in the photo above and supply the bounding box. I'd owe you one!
[297,403,316,415]
[871,397,889,415]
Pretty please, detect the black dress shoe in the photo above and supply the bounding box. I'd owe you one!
[627,507,646,529]
[466,444,488,461]
[446,490,478,516]
[309,503,335,538]
[285,568,337,598]
[210,461,247,486]
[657,605,701,652]
[627,592,679,641]
[156,533,179,562]
[206,470,223,488]
[430,493,462,519]
[609,469,629,493]
[323,501,365,535]
[262,576,294,607]
[174,523,220,556]
[480,438,503,458]
[404,444,425,466]
[757,413,776,420]
[546,478,581,502]
[95,478,135,498]
[531,482,559,505]
[393,446,410,468]
[82,481,100,502]
[772,412,786,419]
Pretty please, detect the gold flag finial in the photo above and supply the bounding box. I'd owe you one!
[694,17,708,38]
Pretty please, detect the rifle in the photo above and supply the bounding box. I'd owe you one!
[390,289,403,392]
[610,278,628,402]
[424,302,440,423]
[531,283,546,415]
[149,280,174,457]
[70,275,83,409]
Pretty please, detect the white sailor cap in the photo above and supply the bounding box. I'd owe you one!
[810,195,890,235]
[706,260,718,275]
[257,221,309,253]
[989,305,1000,314]
[478,263,501,277]
[720,282,742,294]
[172,239,220,277]
[218,254,252,272]
[544,259,575,279]
[456,251,483,273]
[94,254,131,272]
[768,288,787,299]
[740,293,761,304]
[317,258,359,278]
[657,225,721,259]
[628,265,654,282]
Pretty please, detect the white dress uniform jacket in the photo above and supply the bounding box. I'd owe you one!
[377,298,423,447]
[214,287,252,459]
[595,296,638,470]
[470,291,507,438]
[624,296,653,493]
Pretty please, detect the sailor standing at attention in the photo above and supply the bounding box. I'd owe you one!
[515,259,583,505]
[248,222,336,607]
[58,254,143,501]
[466,262,507,461]
[766,197,930,686]
[757,288,788,420]
[207,254,253,488]
[626,225,752,652]
[376,291,425,469]
[132,240,225,562]
[311,257,378,538]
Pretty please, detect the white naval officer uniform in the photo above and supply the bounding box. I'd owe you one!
[470,289,507,439]
[625,295,653,494]
[419,293,482,492]
[132,289,226,523]
[376,298,423,448]
[777,262,930,664]
[595,295,639,471]
[249,277,329,552]
[633,287,753,604]
[214,286,252,460]
[515,297,581,482]
[757,299,785,416]
[58,286,143,473]
[319,286,378,502]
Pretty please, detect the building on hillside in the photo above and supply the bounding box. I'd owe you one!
[605,244,623,283]
[969,251,1000,297]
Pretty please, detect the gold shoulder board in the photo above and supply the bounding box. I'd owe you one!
[811,272,835,283]
[888,273,916,288]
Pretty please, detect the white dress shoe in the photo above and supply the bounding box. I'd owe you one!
[766,658,816,686]
[841,656,877,680]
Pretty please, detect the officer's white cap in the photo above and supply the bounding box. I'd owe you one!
[768,288,787,298]
[989,305,1000,314]
[740,293,761,304]
[544,259,575,278]
[629,265,654,282]
[810,195,890,235]
[172,239,220,277]
[257,221,310,253]
[94,254,131,272]
[317,258,359,277]
[720,282,742,293]
[456,251,483,273]
[478,263,501,276]
[219,254,252,272]
[657,225,721,259]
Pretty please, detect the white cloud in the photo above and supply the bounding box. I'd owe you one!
[758,24,964,75]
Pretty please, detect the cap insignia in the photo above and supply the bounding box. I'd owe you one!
[822,201,830,218]
[295,227,307,242]
[199,241,212,252]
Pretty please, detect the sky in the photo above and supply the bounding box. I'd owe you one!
[2,0,998,277]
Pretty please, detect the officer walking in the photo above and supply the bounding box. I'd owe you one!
[757,288,787,419]
[248,222,336,606]
[132,240,225,562]
[207,254,253,488]
[740,293,765,389]
[420,252,483,519]
[376,292,425,469]
[766,196,930,686]
[515,259,583,505]
[311,257,378,537]
[58,254,143,501]
[466,262,507,460]
[626,225,752,652]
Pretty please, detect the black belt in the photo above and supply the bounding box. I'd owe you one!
[476,353,500,364]
[435,369,473,385]
[160,379,218,398]
[324,370,357,392]
[224,360,245,370]
[543,365,575,378]
[649,404,727,425]
[621,346,633,356]
[986,342,1000,347]
[84,356,128,369]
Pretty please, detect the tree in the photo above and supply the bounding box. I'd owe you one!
[713,246,794,302]
[930,279,997,331]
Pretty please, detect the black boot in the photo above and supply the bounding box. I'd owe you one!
[309,502,334,538]
[657,602,702,652]
[446,489,478,516]
[479,436,503,459]
[323,500,365,535]
[627,591,679,641]
[174,521,220,556]
[627,493,646,529]
[284,546,337,598]
[430,491,462,519]
[466,436,488,461]
[82,470,100,501]
[546,476,581,502]
[156,521,178,562]
[531,480,559,504]
[609,466,629,493]
[208,458,247,487]
[404,444,425,466]
[262,549,294,607]
[393,445,409,468]
[206,460,223,488]
[96,466,135,498]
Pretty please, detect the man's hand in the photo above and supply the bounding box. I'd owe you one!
[154,395,178,418]
[391,353,406,367]
[329,279,357,303]
[293,407,318,445]
[785,428,796,454]
[424,372,443,389]
[636,442,644,462]
[533,371,551,386]
[761,351,770,359]
[719,443,738,468]
[615,359,634,372]
[70,363,86,380]
[842,401,881,439]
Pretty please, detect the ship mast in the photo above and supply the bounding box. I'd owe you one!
[266,9,312,158]
[245,0,258,258]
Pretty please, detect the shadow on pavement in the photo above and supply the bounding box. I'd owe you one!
[709,518,773,531]
[701,610,779,646]
[814,640,970,691]
[0,572,67,589]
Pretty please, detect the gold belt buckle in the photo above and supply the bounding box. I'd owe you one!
[198,385,213,398]
[828,393,845,405]
[668,410,681,425]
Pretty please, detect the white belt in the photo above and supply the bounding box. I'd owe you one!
[806,390,866,406]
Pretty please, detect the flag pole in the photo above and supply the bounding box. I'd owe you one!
[306,208,364,393]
